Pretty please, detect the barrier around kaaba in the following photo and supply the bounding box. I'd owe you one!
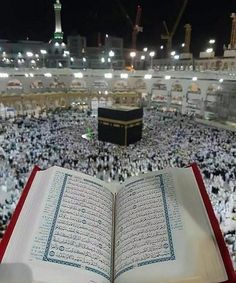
[98,106,143,146]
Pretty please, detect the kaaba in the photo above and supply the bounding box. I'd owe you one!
[98,106,143,146]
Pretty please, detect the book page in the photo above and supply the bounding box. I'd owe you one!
[114,168,228,283]
[2,166,115,283]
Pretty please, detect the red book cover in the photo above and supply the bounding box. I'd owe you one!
[0,166,41,262]
[191,163,236,283]
[0,164,235,283]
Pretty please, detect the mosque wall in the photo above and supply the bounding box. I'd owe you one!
[0,69,235,118]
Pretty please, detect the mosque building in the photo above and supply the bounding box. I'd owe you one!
[0,1,235,122]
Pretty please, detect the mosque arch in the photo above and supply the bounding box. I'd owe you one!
[107,97,113,107]
[57,81,66,88]
[175,65,180,71]
[198,63,204,71]
[171,80,183,92]
[0,102,4,109]
[70,79,86,91]
[215,60,223,70]
[43,95,56,109]
[136,97,141,105]
[31,100,38,109]
[79,96,89,105]
[92,80,108,90]
[59,98,66,107]
[230,61,235,70]
[170,81,183,105]
[49,78,66,89]
[71,99,89,110]
[99,96,106,101]
[91,97,99,110]
[141,92,148,102]
[98,97,107,107]
[222,62,229,71]
[51,100,58,109]
[53,99,60,107]
[113,80,129,91]
[204,63,209,70]
[151,80,167,91]
[207,83,219,95]
[14,102,23,112]
[30,80,44,89]
[24,101,33,112]
[210,62,215,70]
[205,83,220,110]
[186,82,202,110]
[134,79,146,90]
[187,82,201,94]
[114,97,121,104]
[6,79,22,90]
[151,80,168,103]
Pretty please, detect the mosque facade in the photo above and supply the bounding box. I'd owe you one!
[0,1,235,121]
[0,68,235,121]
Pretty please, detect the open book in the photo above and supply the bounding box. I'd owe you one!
[0,164,235,283]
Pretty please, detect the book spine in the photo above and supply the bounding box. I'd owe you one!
[0,166,41,262]
[191,163,236,283]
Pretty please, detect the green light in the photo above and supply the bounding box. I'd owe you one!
[54,32,63,39]
[86,128,94,140]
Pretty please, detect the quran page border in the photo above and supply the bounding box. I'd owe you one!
[42,171,111,281]
[115,174,175,279]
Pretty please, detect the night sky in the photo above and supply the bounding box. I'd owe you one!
[0,0,235,56]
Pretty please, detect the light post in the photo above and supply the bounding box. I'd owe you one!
[63,51,70,67]
[26,52,33,68]
[101,57,105,69]
[30,60,36,68]
[206,48,213,53]
[209,39,215,44]
[141,55,145,70]
[82,57,87,69]
[17,52,23,68]
[108,50,115,69]
[130,51,136,69]
[26,52,33,57]
[149,51,155,69]
[108,57,111,69]
[208,39,215,55]
[40,49,47,68]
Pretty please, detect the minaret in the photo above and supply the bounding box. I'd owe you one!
[183,24,191,53]
[230,13,236,49]
[224,13,236,57]
[179,23,192,59]
[54,0,63,41]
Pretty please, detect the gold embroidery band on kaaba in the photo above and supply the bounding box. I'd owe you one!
[98,117,143,126]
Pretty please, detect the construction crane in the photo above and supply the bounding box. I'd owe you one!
[115,1,143,50]
[161,0,188,56]
[132,5,143,50]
